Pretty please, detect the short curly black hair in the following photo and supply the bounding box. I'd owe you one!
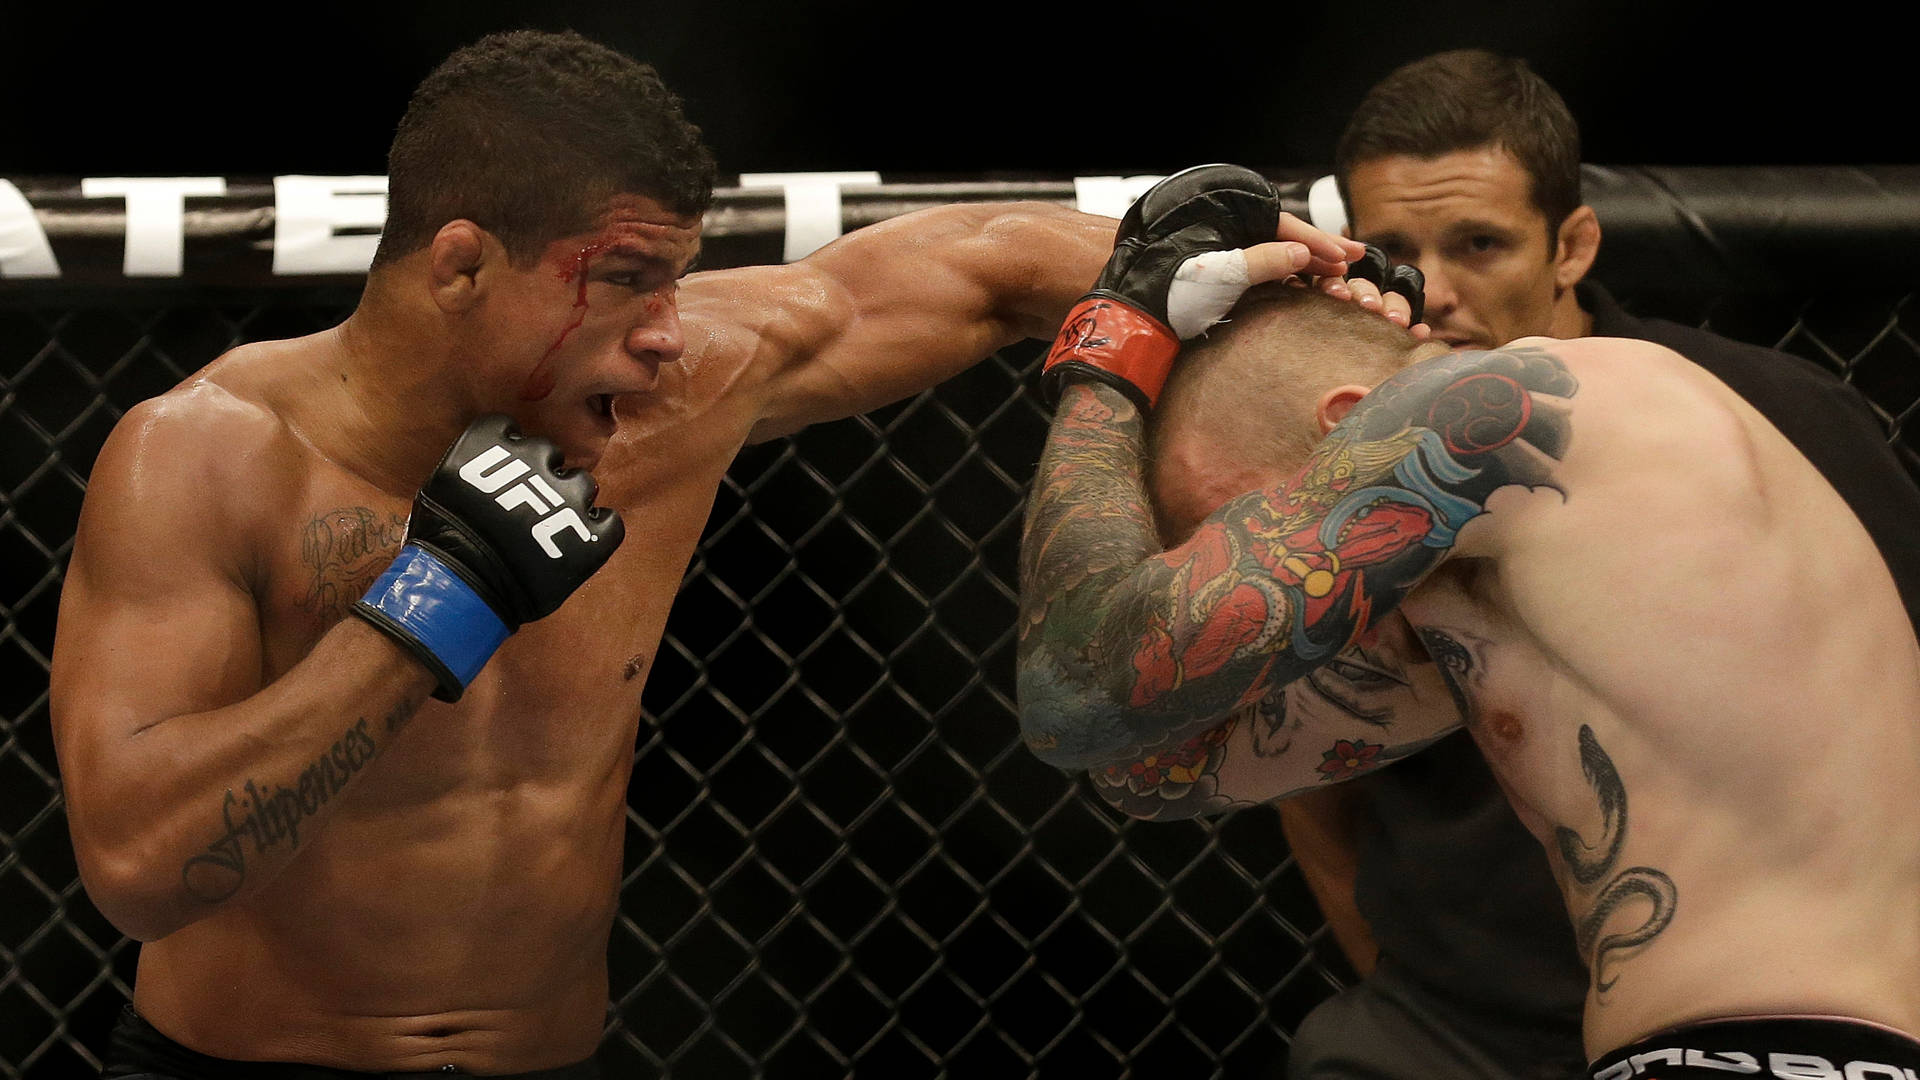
[373,30,717,268]
[1336,50,1581,234]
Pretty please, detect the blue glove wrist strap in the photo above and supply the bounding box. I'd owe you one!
[353,544,510,702]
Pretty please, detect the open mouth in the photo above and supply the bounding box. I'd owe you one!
[589,393,615,420]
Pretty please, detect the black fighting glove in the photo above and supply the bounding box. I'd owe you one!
[1345,244,1426,327]
[1040,164,1282,412]
[353,415,625,701]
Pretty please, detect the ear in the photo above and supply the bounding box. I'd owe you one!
[1552,205,1601,292]
[427,220,490,314]
[1316,383,1372,434]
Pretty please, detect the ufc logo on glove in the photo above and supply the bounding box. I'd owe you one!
[353,415,625,701]
[457,445,596,559]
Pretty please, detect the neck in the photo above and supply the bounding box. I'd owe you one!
[307,278,478,496]
[1547,283,1595,340]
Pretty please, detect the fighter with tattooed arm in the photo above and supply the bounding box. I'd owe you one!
[46,34,1386,1077]
[1017,166,1920,1077]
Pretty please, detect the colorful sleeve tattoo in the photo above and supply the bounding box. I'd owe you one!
[1015,345,1577,773]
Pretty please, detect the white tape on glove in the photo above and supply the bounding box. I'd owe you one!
[1166,248,1252,339]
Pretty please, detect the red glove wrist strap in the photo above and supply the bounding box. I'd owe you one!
[1043,297,1180,409]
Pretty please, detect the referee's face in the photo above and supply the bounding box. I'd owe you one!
[1345,146,1569,352]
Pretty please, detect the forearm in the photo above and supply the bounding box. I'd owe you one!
[1015,381,1278,768]
[70,620,433,940]
[741,202,1118,441]
[1015,167,1400,773]
[965,202,1119,339]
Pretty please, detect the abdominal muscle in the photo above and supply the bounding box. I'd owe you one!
[131,754,631,1071]
[1445,603,1920,1061]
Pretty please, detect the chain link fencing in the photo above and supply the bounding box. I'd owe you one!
[3,270,1917,1077]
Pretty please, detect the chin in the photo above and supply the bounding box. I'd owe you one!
[517,406,615,473]
[555,430,609,473]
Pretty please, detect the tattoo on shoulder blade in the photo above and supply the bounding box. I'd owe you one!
[1553,724,1678,995]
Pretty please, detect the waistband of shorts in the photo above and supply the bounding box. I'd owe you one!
[1589,1014,1920,1079]
[103,1006,601,1080]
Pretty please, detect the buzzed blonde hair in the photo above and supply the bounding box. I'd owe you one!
[1147,283,1424,490]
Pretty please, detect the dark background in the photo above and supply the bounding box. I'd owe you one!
[2,0,1911,179]
[6,4,1920,1077]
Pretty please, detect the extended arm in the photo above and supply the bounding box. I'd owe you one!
[674,201,1120,443]
[1016,345,1580,776]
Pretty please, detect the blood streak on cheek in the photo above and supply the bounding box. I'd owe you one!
[519,240,610,403]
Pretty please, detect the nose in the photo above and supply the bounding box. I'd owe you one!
[1408,258,1458,322]
[625,288,685,370]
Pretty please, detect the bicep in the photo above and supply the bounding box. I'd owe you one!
[732,205,1114,441]
[50,417,265,791]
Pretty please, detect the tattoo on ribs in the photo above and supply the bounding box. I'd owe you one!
[179,697,421,903]
[296,507,408,619]
[1555,724,1678,994]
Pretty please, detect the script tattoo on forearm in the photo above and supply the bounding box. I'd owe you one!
[1018,346,1576,770]
[180,697,421,902]
[296,507,408,619]
[1554,724,1678,994]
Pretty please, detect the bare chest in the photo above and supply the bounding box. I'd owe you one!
[252,473,706,795]
[1397,561,1607,837]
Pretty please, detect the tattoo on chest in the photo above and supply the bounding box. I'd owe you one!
[295,507,409,619]
[1554,724,1679,995]
[1413,627,1477,726]
[179,696,422,904]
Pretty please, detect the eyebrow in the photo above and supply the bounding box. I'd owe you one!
[587,247,702,278]
[1440,218,1520,237]
[596,242,701,276]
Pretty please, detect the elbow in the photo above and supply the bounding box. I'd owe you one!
[1018,723,1085,773]
[76,843,210,943]
[1016,657,1132,773]
[1088,771,1209,823]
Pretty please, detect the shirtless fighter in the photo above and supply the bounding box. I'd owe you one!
[48,33,1372,1077]
[1016,166,1920,1077]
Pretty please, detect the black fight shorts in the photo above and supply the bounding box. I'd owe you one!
[1589,1015,1920,1079]
[99,1006,602,1080]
